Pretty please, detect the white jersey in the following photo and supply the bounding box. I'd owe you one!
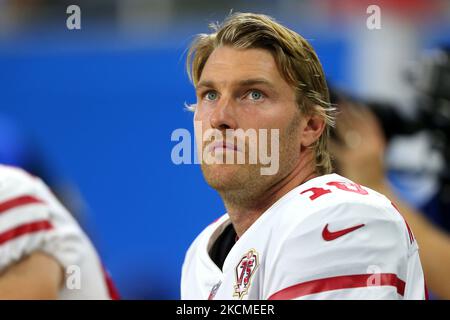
[0,165,118,299]
[181,173,427,300]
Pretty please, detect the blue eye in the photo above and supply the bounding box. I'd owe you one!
[248,90,263,100]
[205,91,218,101]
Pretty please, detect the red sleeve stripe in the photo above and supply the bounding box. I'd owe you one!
[0,195,45,215]
[0,220,53,245]
[268,273,406,300]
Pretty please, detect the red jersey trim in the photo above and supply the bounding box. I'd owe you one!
[268,273,406,300]
[0,220,53,245]
[0,195,45,215]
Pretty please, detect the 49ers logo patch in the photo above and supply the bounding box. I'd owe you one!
[233,249,259,299]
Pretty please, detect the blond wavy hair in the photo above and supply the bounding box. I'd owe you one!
[186,12,335,174]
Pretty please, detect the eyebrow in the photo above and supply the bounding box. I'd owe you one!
[195,78,276,91]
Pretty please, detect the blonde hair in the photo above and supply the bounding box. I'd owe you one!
[186,12,335,174]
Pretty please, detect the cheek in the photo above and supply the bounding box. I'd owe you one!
[194,104,211,122]
[283,113,303,146]
[193,108,213,148]
[265,106,300,131]
[193,109,200,122]
[269,98,298,121]
[193,109,207,130]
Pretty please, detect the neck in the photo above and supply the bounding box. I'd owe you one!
[224,150,317,237]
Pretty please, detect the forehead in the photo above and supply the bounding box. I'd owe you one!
[199,46,287,86]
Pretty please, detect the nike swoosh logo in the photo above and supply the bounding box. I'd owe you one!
[322,223,365,241]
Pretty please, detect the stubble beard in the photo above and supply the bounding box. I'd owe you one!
[200,112,302,209]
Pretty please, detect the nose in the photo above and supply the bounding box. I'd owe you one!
[209,95,238,131]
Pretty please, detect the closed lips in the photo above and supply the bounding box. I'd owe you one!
[208,141,240,153]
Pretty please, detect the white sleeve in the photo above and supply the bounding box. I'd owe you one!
[265,201,426,300]
[403,247,427,299]
[0,168,84,273]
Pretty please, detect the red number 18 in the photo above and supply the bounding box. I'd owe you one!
[301,181,368,201]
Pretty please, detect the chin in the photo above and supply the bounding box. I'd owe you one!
[201,164,246,190]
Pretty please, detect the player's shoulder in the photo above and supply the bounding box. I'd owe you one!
[0,164,38,185]
[0,165,42,200]
[0,164,79,230]
[283,173,402,221]
[272,173,410,245]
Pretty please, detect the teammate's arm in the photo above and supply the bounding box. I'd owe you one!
[0,251,63,299]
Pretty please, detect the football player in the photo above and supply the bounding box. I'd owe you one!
[181,12,427,300]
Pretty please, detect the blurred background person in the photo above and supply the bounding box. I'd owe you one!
[1,0,449,299]
[329,47,450,299]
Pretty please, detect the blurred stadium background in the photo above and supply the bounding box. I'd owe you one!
[0,0,449,299]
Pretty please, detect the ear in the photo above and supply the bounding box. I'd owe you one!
[300,112,326,147]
